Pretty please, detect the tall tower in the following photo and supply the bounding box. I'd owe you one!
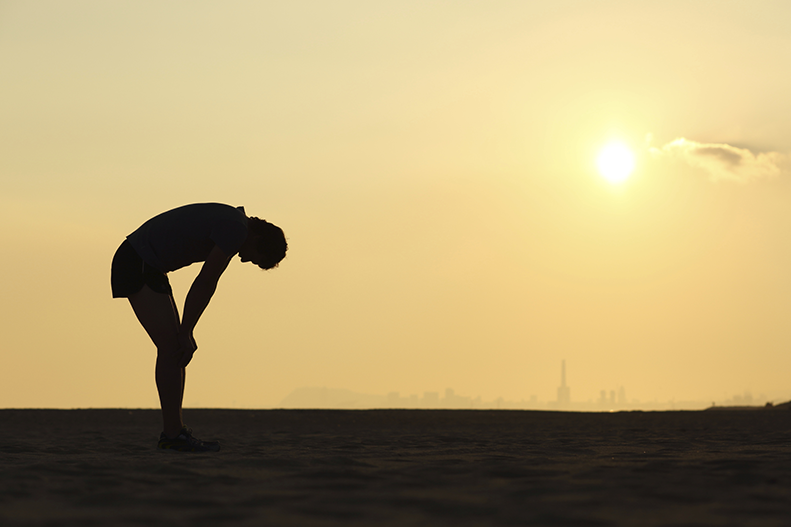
[557,360,570,406]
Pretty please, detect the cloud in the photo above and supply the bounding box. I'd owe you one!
[649,138,786,183]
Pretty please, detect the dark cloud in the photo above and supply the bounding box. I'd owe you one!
[649,138,786,183]
[693,146,743,167]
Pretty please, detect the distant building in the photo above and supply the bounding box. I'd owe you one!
[443,388,473,409]
[387,392,400,408]
[423,391,439,408]
[557,360,570,406]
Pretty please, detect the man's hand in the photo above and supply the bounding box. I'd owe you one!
[175,245,232,369]
[176,245,232,370]
[177,332,198,368]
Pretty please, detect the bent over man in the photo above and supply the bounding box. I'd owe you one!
[111,203,287,451]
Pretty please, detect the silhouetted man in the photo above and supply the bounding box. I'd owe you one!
[111,203,287,451]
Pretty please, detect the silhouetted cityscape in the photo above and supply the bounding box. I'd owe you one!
[277,361,776,410]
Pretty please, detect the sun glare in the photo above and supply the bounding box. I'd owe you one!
[597,142,635,184]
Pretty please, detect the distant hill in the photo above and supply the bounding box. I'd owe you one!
[705,401,791,411]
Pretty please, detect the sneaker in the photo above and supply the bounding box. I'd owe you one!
[157,426,220,452]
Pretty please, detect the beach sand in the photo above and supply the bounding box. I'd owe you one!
[2,408,791,526]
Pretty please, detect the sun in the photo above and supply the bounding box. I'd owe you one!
[597,142,635,184]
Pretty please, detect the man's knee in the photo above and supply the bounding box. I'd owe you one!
[156,343,182,366]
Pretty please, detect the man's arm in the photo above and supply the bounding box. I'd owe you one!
[177,245,233,367]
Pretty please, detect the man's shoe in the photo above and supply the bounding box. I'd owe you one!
[157,427,220,452]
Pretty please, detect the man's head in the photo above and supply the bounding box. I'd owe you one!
[240,217,287,270]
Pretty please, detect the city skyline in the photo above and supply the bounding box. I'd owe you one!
[274,360,781,411]
[275,385,777,412]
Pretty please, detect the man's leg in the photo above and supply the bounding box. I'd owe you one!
[128,284,185,438]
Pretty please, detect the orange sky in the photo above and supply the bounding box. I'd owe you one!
[2,1,791,408]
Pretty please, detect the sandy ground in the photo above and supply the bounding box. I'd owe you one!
[2,408,791,526]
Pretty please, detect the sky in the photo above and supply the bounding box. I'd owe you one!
[2,0,791,409]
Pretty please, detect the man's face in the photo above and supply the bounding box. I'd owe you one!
[238,235,261,264]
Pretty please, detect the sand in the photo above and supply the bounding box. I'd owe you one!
[2,408,791,526]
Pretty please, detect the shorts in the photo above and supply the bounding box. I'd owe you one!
[111,240,173,298]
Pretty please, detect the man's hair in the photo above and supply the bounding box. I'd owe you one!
[248,217,287,270]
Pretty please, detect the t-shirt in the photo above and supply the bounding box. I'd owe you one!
[127,203,248,273]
